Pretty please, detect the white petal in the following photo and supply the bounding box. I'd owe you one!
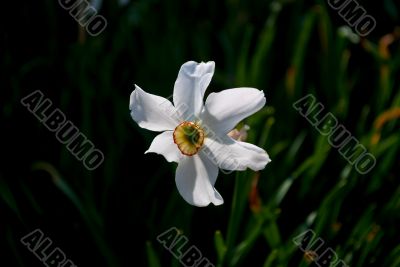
[203,135,271,171]
[173,61,215,120]
[130,85,180,132]
[175,152,223,207]
[145,131,182,163]
[201,88,266,135]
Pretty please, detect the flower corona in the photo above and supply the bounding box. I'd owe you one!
[173,121,205,156]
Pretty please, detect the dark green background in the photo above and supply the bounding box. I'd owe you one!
[1,0,399,266]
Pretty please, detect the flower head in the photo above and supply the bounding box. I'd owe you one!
[130,61,271,207]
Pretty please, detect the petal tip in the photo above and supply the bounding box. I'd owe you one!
[212,198,224,206]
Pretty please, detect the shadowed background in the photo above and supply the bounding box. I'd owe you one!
[1,0,400,266]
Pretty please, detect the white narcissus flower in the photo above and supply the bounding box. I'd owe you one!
[129,61,271,207]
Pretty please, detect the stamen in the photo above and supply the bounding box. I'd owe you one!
[173,121,205,156]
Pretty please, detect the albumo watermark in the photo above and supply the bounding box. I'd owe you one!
[157,227,214,267]
[293,229,348,267]
[21,90,104,171]
[293,94,376,175]
[327,0,376,37]
[21,229,77,267]
[58,0,107,37]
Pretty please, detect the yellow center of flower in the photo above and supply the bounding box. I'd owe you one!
[173,121,205,156]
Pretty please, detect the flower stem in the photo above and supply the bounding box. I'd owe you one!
[224,170,252,266]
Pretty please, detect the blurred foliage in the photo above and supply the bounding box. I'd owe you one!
[1,0,400,266]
